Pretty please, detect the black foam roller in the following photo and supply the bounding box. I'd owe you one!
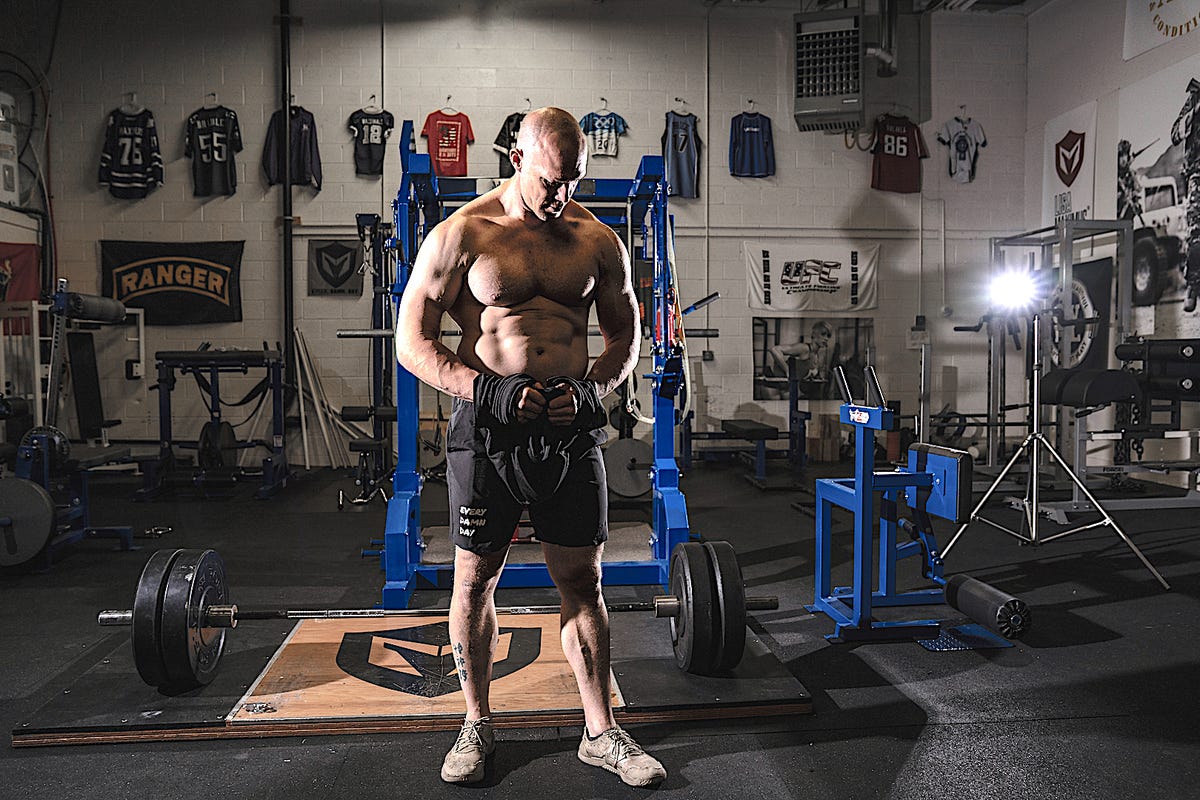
[1115,341,1199,362]
[944,574,1030,639]
[66,293,127,322]
[341,406,371,422]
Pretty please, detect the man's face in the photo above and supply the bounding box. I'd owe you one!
[512,137,586,221]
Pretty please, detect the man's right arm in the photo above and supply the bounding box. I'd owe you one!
[394,219,481,400]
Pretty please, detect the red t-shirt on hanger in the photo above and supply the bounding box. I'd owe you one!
[421,110,475,177]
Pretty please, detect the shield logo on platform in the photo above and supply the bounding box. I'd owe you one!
[1055,130,1085,187]
[335,623,542,696]
[315,241,356,288]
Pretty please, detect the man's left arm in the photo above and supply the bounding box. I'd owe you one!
[587,227,639,398]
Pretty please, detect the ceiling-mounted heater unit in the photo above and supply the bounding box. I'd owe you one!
[793,9,863,133]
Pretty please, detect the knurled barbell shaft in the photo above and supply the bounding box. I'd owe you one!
[97,595,778,628]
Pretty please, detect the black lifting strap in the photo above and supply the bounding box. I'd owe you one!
[188,345,273,410]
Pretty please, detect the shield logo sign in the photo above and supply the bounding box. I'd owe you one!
[335,622,542,697]
[1055,130,1085,187]
[316,241,356,288]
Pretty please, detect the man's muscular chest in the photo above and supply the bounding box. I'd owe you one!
[465,226,598,309]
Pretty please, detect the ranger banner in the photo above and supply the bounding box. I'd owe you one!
[101,240,243,325]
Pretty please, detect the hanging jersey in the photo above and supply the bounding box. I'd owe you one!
[729,112,775,178]
[184,106,243,197]
[662,112,701,198]
[579,111,628,157]
[937,117,986,184]
[98,108,163,199]
[262,106,322,190]
[493,111,525,178]
[348,109,394,175]
[421,110,474,177]
[870,114,928,194]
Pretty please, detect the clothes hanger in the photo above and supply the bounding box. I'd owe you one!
[745,98,756,114]
[598,96,610,114]
[203,92,219,109]
[442,94,457,114]
[364,93,382,113]
[673,96,689,115]
[119,91,143,115]
[523,97,532,112]
[958,103,970,121]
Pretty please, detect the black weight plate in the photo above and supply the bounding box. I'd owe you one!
[669,541,717,674]
[132,549,183,688]
[197,422,219,471]
[159,548,228,692]
[19,426,71,471]
[216,421,239,468]
[0,478,56,567]
[603,438,653,498]
[703,541,747,672]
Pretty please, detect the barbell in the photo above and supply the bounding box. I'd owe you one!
[98,541,777,693]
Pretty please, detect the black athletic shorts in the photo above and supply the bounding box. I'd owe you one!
[446,397,609,554]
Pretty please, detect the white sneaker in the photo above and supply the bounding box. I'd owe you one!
[440,717,495,784]
[577,726,666,787]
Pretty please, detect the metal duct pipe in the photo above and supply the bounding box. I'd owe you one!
[877,0,899,77]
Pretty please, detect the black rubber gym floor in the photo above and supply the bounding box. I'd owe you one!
[2,462,1198,799]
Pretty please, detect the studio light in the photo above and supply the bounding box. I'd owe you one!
[989,270,1041,310]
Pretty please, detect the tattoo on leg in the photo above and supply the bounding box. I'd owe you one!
[456,654,468,682]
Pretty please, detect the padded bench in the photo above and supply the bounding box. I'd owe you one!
[721,419,779,480]
[1042,369,1141,409]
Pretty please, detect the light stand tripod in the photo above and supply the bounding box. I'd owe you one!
[941,310,1170,590]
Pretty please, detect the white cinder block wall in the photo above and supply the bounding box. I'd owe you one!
[41,1,1028,463]
[1023,0,1200,470]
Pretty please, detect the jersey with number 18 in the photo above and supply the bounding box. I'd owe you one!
[348,109,395,175]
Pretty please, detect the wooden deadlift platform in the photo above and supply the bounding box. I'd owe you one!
[12,613,809,747]
[11,545,811,747]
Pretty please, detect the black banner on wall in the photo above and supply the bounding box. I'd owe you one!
[1052,256,1113,371]
[307,239,364,297]
[101,240,243,325]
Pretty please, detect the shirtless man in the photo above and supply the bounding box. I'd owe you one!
[394,107,666,788]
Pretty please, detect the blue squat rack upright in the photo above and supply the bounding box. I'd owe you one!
[378,121,693,608]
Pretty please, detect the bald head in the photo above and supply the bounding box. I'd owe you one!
[516,106,587,159]
[508,106,588,222]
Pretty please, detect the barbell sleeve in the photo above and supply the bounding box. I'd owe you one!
[98,610,133,626]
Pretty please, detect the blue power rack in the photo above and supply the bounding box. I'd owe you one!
[378,121,691,608]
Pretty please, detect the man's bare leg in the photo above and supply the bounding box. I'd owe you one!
[543,541,666,786]
[441,545,509,784]
[450,546,509,720]
[541,541,615,735]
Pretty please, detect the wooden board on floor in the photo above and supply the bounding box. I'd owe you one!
[12,611,811,747]
[229,615,622,724]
